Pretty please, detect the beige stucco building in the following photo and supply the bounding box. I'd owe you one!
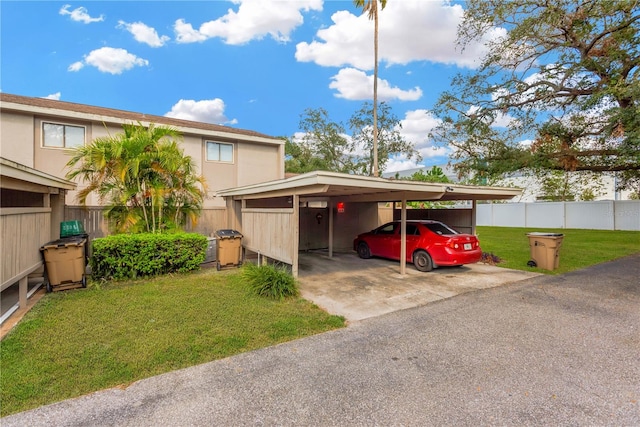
[0,93,284,208]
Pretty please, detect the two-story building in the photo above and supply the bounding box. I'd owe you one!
[0,93,285,238]
[0,93,285,321]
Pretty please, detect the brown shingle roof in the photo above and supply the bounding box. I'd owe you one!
[0,93,280,141]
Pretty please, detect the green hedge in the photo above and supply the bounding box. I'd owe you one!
[90,233,207,280]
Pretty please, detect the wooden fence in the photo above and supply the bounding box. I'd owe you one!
[1,208,50,291]
[64,207,229,240]
[241,208,297,265]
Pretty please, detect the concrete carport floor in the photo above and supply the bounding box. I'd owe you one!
[297,250,541,322]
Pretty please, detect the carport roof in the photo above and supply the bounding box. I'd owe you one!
[216,170,521,202]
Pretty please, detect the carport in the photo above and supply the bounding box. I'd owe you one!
[216,171,521,277]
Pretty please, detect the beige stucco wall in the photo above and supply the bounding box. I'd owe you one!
[237,142,283,186]
[202,147,238,209]
[0,111,35,167]
[2,105,283,212]
[202,140,283,209]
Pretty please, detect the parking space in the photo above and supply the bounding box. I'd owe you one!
[297,250,540,322]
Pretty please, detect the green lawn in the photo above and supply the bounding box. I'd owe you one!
[477,226,640,274]
[2,227,639,416]
[0,268,345,416]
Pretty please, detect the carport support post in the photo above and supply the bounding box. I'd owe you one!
[400,198,407,276]
[328,199,334,258]
[292,194,300,277]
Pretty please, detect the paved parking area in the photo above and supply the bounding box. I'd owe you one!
[297,251,541,322]
[4,254,638,426]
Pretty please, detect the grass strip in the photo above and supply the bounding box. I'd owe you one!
[476,226,640,274]
[1,268,344,416]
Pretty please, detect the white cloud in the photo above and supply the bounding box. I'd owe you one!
[296,1,502,69]
[69,47,149,74]
[399,109,441,149]
[43,92,61,100]
[117,20,170,47]
[384,155,422,173]
[68,61,84,72]
[173,19,207,43]
[165,99,238,125]
[329,68,422,101]
[398,109,450,163]
[174,0,322,45]
[59,5,104,24]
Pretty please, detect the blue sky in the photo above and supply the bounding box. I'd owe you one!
[1,0,496,172]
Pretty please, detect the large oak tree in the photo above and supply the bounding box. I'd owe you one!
[431,0,640,190]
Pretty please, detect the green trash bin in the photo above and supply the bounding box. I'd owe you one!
[60,220,85,238]
[527,232,564,270]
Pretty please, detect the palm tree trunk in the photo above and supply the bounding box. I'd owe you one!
[139,179,151,233]
[373,2,379,177]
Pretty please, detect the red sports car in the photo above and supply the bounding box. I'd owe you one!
[353,220,482,272]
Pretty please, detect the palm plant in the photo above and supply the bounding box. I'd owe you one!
[353,0,387,177]
[66,123,206,234]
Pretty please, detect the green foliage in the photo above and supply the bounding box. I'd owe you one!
[287,107,352,174]
[90,233,207,280]
[66,122,206,234]
[431,0,640,190]
[349,101,421,175]
[287,102,420,176]
[1,269,345,415]
[242,262,299,300]
[408,166,450,183]
[403,166,454,208]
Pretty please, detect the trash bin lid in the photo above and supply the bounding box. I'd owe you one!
[41,236,87,250]
[215,229,242,238]
[526,232,564,237]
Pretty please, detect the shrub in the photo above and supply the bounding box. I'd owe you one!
[90,233,207,280]
[242,263,299,300]
[481,252,503,265]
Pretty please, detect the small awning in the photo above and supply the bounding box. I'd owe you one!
[0,157,76,192]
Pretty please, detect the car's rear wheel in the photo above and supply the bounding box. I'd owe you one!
[357,242,371,259]
[413,250,433,272]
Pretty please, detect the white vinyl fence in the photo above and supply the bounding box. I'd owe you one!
[477,200,640,231]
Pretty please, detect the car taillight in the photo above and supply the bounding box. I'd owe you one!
[449,241,460,249]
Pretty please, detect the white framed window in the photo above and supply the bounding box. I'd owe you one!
[206,141,234,162]
[42,122,85,149]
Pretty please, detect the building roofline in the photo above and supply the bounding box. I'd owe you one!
[0,93,283,146]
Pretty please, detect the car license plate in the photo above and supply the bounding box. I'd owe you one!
[464,243,472,250]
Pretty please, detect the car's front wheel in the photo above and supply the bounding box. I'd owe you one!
[357,242,371,259]
[413,250,433,272]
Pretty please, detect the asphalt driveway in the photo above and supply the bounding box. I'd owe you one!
[2,254,639,426]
